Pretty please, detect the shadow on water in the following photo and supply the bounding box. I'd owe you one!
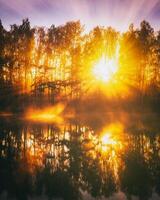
[0,114,160,200]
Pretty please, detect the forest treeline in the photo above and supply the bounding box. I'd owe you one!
[0,19,160,111]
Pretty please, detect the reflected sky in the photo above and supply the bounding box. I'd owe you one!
[0,0,160,32]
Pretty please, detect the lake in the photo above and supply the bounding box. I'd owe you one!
[0,113,160,200]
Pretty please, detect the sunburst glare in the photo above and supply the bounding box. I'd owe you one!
[93,56,118,82]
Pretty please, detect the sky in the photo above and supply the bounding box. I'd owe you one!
[0,0,160,33]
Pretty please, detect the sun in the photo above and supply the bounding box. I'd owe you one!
[93,56,118,82]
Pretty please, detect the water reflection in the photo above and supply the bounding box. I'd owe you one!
[0,118,160,200]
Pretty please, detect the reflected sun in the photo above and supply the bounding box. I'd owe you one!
[101,132,116,145]
[99,123,125,153]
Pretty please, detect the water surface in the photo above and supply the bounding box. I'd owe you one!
[0,114,160,200]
